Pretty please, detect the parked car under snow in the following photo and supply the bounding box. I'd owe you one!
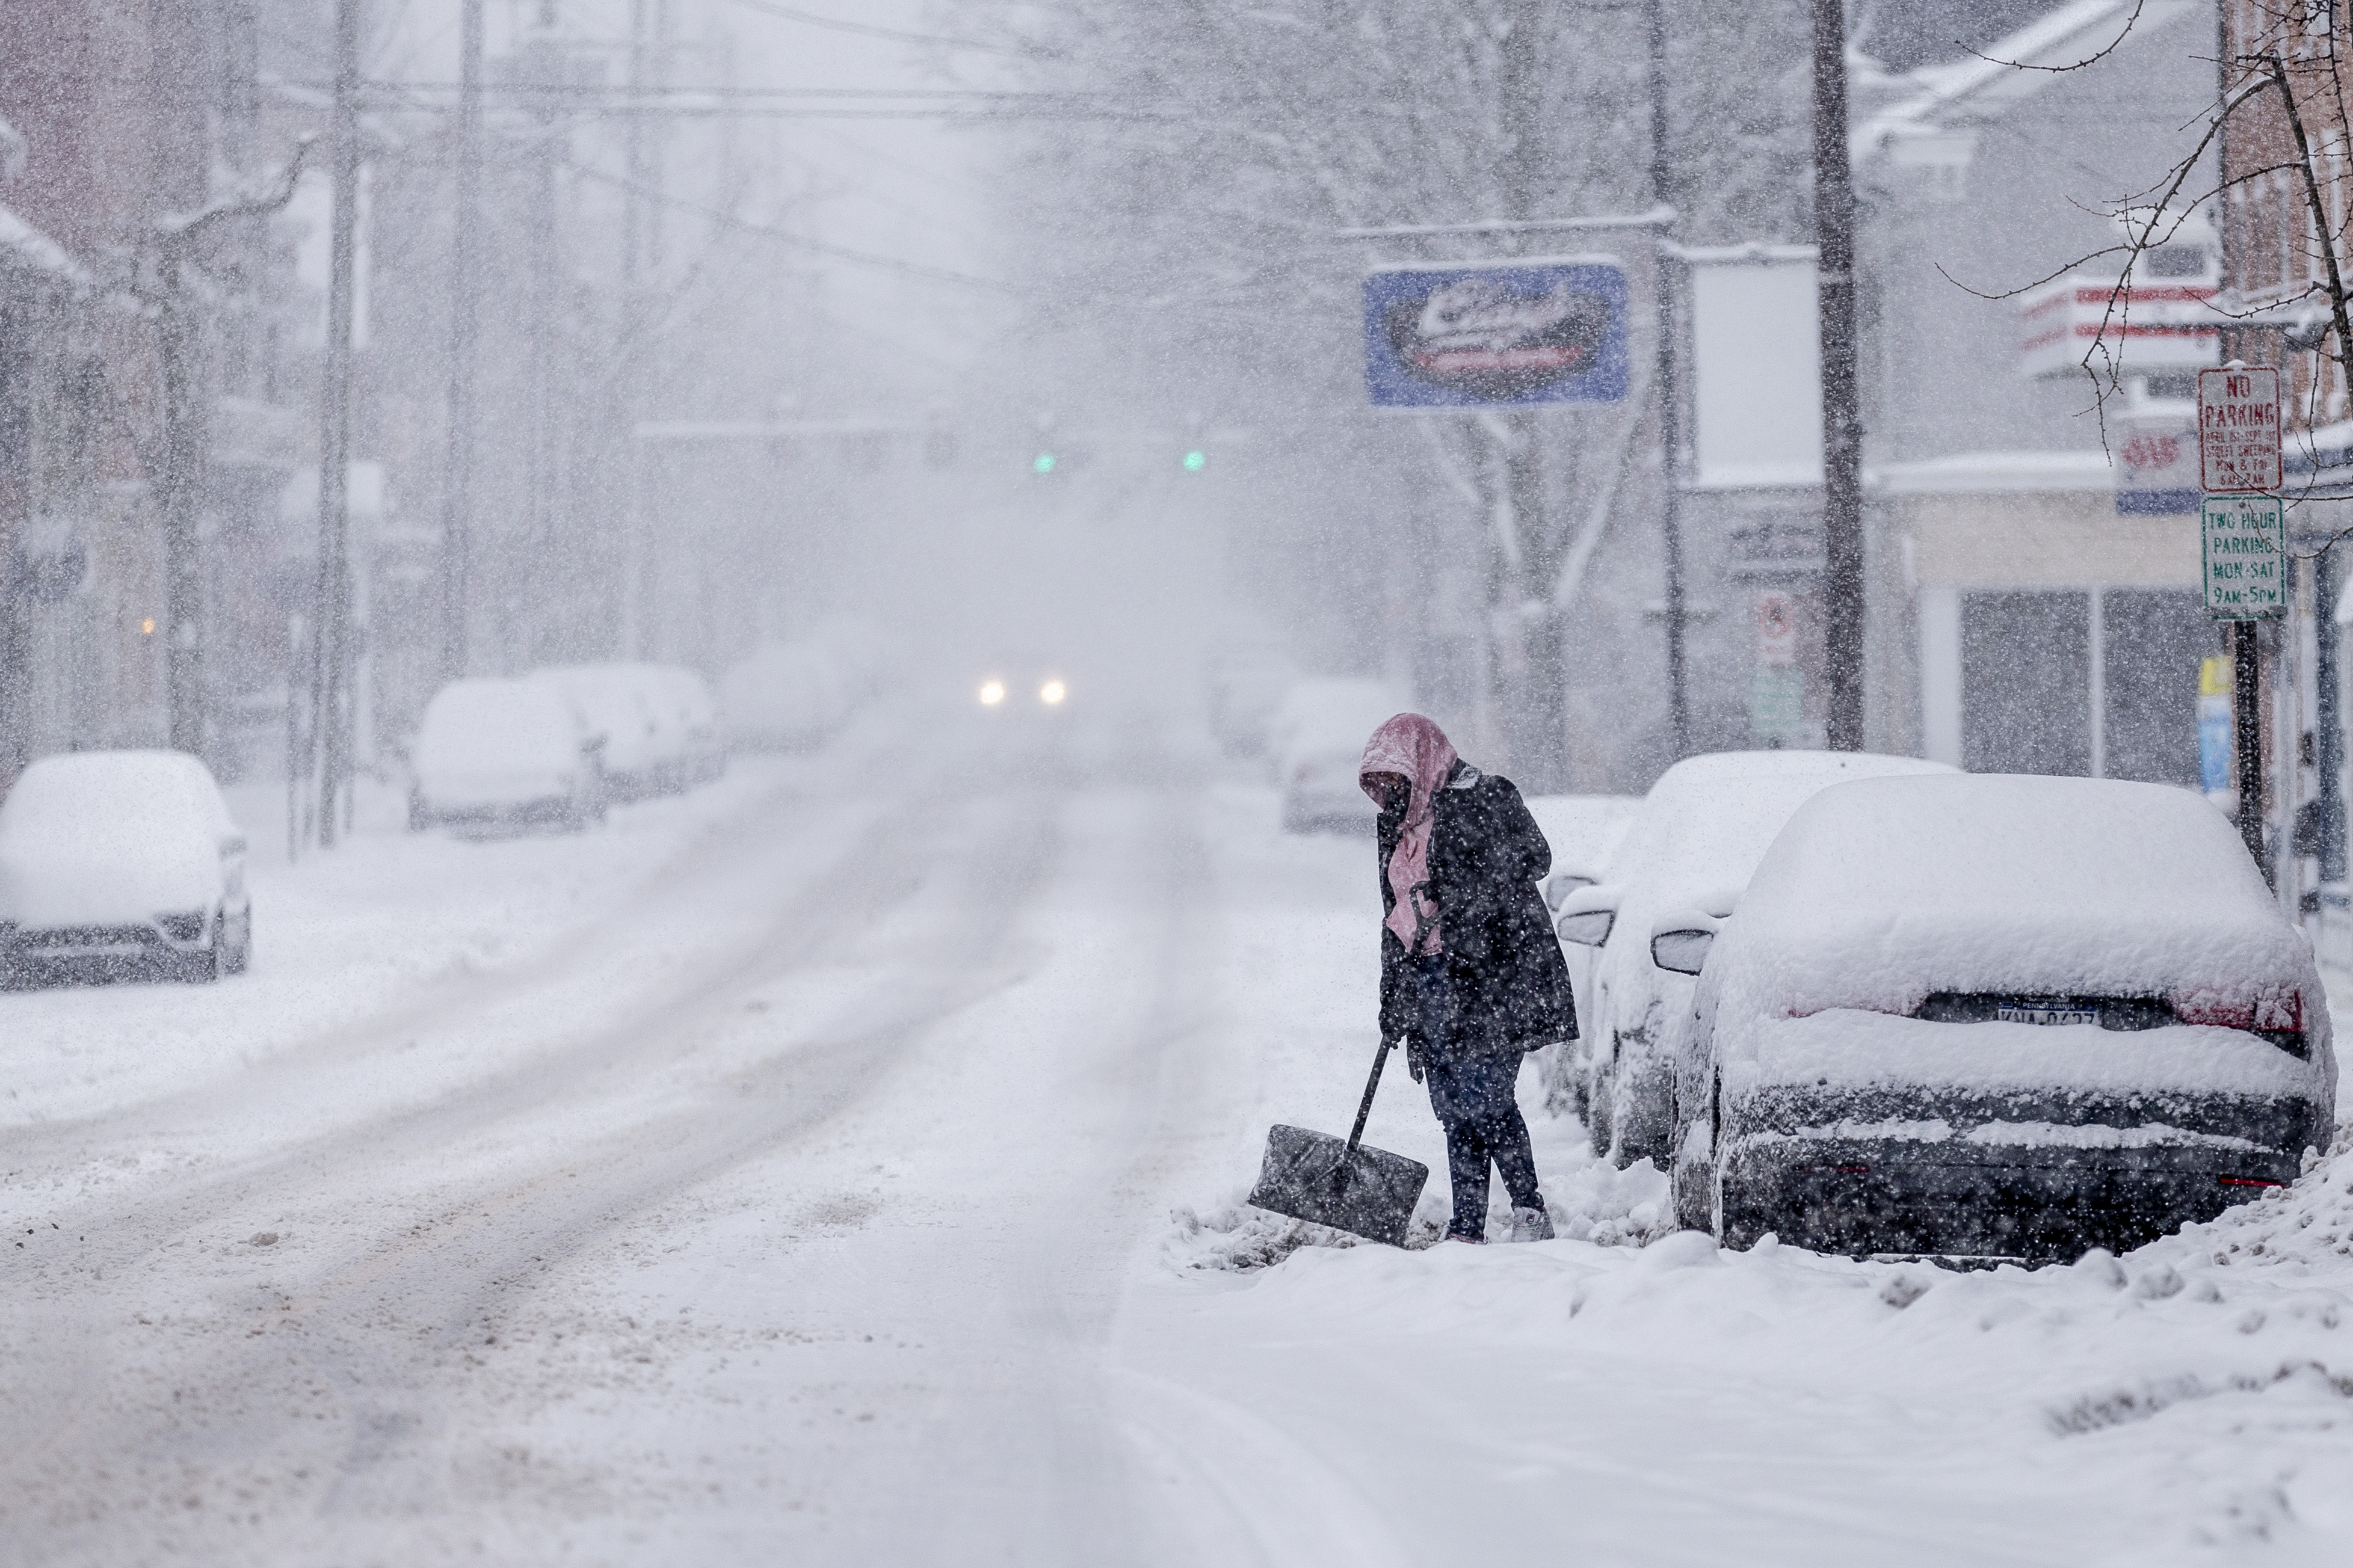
[0,750,252,984]
[1548,749,1954,1166]
[1268,677,1408,834]
[412,678,605,832]
[1668,773,2337,1264]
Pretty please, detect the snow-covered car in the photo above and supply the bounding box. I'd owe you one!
[1269,677,1408,833]
[532,665,673,800]
[1670,773,2338,1263]
[1552,749,1955,1166]
[655,666,726,786]
[412,677,605,832]
[1207,646,1295,758]
[0,749,252,983]
[721,641,855,751]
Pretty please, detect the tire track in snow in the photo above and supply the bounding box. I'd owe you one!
[0,767,1073,1561]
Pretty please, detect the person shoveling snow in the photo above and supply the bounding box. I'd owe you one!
[1250,713,1577,1246]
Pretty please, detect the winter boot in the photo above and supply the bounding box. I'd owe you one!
[1509,1205,1555,1243]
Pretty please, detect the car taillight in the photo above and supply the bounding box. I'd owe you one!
[2171,988,2308,1059]
[2218,1176,2286,1188]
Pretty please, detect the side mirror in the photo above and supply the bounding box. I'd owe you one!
[1555,908,1615,946]
[218,832,247,858]
[1649,909,1723,975]
[1543,870,1599,912]
[1650,929,1714,976]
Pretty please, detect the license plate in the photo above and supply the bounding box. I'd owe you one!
[1995,1004,2099,1027]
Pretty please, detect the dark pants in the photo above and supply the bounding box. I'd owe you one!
[1406,955,1543,1239]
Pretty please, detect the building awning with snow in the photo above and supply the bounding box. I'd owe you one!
[1869,449,2115,496]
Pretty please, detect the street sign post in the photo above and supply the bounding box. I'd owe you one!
[2195,365,2284,880]
[2198,366,2282,493]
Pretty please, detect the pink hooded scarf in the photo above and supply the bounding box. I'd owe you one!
[1359,713,1458,957]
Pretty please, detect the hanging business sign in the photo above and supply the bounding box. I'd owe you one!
[2115,416,2200,515]
[2200,493,2284,619]
[1363,259,1629,408]
[2198,366,2281,493]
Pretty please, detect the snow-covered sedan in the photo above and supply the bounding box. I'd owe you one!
[1269,677,1408,833]
[1550,750,1955,1166]
[412,677,606,832]
[0,750,253,983]
[1669,773,2337,1263]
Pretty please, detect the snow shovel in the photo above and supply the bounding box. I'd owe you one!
[1247,1037,1429,1247]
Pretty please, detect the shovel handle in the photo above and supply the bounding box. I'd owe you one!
[1344,1036,1394,1156]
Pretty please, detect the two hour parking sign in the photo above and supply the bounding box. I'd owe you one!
[2200,494,2284,620]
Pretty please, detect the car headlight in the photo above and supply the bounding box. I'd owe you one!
[1039,679,1067,706]
[979,680,1007,707]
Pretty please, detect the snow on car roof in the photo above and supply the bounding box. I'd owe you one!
[1613,749,1953,905]
[1724,773,2308,1019]
[1,749,227,835]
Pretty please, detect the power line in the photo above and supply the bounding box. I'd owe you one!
[719,0,1043,57]
[566,161,1019,292]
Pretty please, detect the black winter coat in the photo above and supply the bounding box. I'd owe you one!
[1377,767,1579,1061]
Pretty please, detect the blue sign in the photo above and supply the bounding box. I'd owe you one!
[1365,261,1630,408]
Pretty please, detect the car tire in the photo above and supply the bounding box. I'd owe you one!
[1585,1053,1616,1156]
[1671,1126,1712,1233]
[177,918,224,985]
[226,908,251,976]
[407,791,428,832]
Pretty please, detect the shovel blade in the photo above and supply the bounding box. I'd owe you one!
[1247,1124,1429,1247]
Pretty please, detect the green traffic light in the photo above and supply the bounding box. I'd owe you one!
[1032,452,1056,474]
[1181,449,1206,472]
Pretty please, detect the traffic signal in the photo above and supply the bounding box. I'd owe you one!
[1032,451,1057,475]
[1180,448,1206,472]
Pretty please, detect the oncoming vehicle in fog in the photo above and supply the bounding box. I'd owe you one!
[1665,773,2337,1264]
[1548,750,1954,1166]
[0,750,253,985]
[975,665,1070,715]
[411,677,606,834]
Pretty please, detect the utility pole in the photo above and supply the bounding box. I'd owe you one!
[522,0,560,675]
[1812,0,1866,749]
[156,259,208,757]
[2237,616,2265,870]
[439,0,483,684]
[1493,0,1562,790]
[619,0,650,660]
[313,0,361,847]
[1647,0,1689,758]
[2317,550,2345,887]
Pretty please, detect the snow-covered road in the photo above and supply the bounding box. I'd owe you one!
[4,712,2351,1566]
